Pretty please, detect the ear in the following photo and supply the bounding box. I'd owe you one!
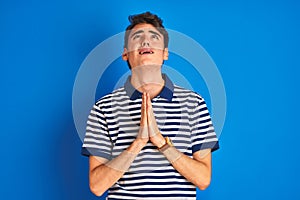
[122,48,128,61]
[163,48,169,60]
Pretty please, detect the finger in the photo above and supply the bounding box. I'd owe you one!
[146,93,159,137]
[141,92,147,125]
[146,93,153,111]
[146,93,153,117]
[138,125,148,138]
[138,93,148,138]
[146,94,157,129]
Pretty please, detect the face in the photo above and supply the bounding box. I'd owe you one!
[122,23,168,69]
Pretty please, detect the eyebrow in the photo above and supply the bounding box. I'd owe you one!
[130,29,162,38]
[130,30,144,38]
[149,30,162,38]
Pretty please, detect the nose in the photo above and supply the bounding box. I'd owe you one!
[142,41,149,47]
[141,35,150,47]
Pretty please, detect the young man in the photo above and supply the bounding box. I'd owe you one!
[81,12,219,199]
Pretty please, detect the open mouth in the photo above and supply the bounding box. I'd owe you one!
[139,48,154,55]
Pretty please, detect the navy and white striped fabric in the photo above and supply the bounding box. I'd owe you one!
[82,74,219,199]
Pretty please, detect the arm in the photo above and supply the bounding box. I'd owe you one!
[145,93,212,190]
[151,134,212,190]
[89,93,149,196]
[89,139,146,196]
[170,148,212,190]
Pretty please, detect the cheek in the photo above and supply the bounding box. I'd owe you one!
[127,40,141,51]
[151,41,165,50]
[128,44,139,52]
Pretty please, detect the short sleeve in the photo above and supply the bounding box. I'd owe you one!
[81,104,113,160]
[190,96,219,153]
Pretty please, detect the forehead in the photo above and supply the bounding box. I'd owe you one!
[129,23,163,36]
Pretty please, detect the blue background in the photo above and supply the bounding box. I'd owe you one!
[1,0,299,199]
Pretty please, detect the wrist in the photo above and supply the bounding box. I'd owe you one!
[128,139,147,154]
[105,150,137,172]
[151,133,166,148]
[158,137,173,152]
[157,137,166,149]
[158,137,182,163]
[161,146,182,163]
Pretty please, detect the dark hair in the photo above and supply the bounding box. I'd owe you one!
[124,11,169,48]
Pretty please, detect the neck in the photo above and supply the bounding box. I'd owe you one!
[131,65,164,98]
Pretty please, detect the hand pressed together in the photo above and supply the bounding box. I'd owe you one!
[136,93,165,148]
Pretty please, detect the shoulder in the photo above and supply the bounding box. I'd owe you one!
[95,87,127,107]
[173,85,205,104]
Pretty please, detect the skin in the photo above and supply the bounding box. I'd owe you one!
[89,23,212,196]
[123,23,168,71]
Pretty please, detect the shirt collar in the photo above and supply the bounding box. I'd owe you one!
[124,74,174,101]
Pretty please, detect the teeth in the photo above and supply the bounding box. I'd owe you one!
[139,50,153,55]
[140,51,153,54]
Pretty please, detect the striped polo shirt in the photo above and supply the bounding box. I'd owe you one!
[82,74,219,200]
